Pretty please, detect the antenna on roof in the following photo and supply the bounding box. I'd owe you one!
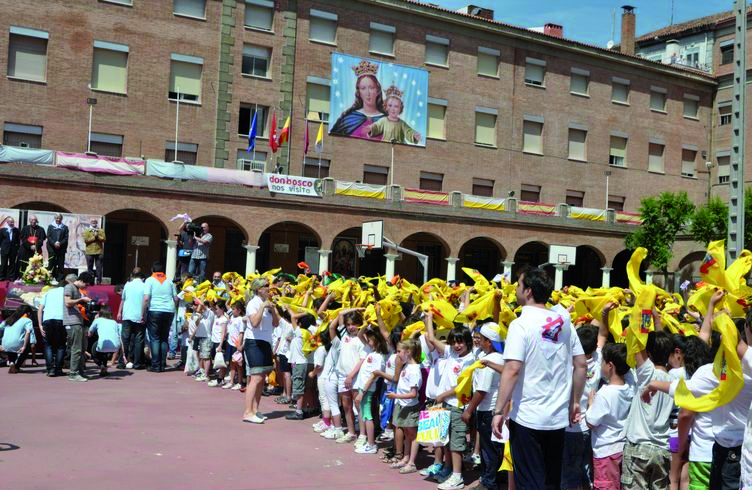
[607,7,615,48]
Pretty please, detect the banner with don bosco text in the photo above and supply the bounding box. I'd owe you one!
[267,174,323,197]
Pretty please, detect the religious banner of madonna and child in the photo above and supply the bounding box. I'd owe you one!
[328,53,429,147]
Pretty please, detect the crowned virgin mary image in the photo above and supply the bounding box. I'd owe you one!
[329,60,387,140]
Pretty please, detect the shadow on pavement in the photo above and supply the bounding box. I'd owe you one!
[0,443,20,452]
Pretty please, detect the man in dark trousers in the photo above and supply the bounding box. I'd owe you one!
[18,214,46,271]
[0,217,20,280]
[46,213,69,282]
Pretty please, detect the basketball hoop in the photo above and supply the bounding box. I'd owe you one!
[356,243,374,258]
[557,260,571,271]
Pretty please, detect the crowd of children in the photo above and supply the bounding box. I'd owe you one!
[4,241,752,490]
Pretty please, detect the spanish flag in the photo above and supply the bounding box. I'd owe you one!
[278,116,290,146]
[314,122,324,153]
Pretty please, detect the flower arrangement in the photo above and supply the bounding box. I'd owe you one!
[20,253,52,286]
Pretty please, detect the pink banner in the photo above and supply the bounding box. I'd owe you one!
[55,152,145,175]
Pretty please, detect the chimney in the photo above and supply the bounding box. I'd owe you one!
[544,23,563,38]
[620,5,636,56]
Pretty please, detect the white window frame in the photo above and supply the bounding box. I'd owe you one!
[244,0,274,32]
[567,124,587,162]
[427,97,447,141]
[474,107,498,147]
[477,47,499,78]
[173,0,207,20]
[683,94,700,119]
[609,133,628,167]
[524,57,545,87]
[306,77,330,123]
[648,140,666,173]
[241,44,271,79]
[611,77,630,105]
[650,86,667,113]
[522,115,544,155]
[419,171,444,191]
[369,22,395,56]
[425,34,449,67]
[7,26,49,83]
[570,68,589,96]
[681,145,698,178]
[168,53,203,103]
[91,40,129,94]
[309,9,337,45]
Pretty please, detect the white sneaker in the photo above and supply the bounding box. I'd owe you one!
[207,379,220,387]
[195,374,208,382]
[354,443,377,454]
[377,429,394,442]
[257,413,268,420]
[471,453,481,466]
[224,375,231,382]
[312,420,324,430]
[322,427,343,439]
[437,473,464,490]
[354,435,367,448]
[314,423,330,433]
[125,362,134,369]
[243,415,264,424]
[222,381,234,389]
[335,433,356,444]
[231,383,241,390]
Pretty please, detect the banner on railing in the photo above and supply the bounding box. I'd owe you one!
[267,174,323,197]
[146,160,266,187]
[335,181,386,199]
[616,211,642,225]
[518,201,556,215]
[404,188,449,206]
[463,195,506,212]
[569,207,607,221]
[0,146,54,165]
[55,152,144,175]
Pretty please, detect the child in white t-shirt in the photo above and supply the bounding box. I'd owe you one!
[222,301,245,390]
[354,327,388,454]
[425,311,476,488]
[330,308,365,444]
[587,342,634,490]
[208,301,229,387]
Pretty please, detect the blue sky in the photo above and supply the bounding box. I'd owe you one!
[435,1,732,46]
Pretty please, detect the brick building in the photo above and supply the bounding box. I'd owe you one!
[0,0,718,286]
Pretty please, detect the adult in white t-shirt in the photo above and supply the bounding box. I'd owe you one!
[241,277,279,424]
[117,268,146,369]
[492,267,587,490]
[37,286,66,376]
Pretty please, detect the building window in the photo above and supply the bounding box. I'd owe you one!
[242,44,271,78]
[520,184,541,202]
[648,142,665,173]
[91,41,128,93]
[309,9,337,44]
[720,42,734,65]
[477,47,499,77]
[719,103,732,125]
[363,164,389,185]
[565,190,584,207]
[472,178,494,197]
[7,27,49,82]
[524,57,545,86]
[611,78,630,104]
[683,95,699,119]
[717,155,730,184]
[238,104,268,137]
[609,135,627,167]
[169,54,203,102]
[474,110,497,147]
[89,132,123,157]
[303,156,330,178]
[427,103,446,140]
[101,0,133,5]
[419,171,443,191]
[650,87,667,112]
[369,22,395,56]
[165,141,198,164]
[522,119,543,154]
[244,0,274,31]
[425,35,449,66]
[681,148,697,178]
[306,83,330,122]
[237,149,267,171]
[607,195,625,211]
[570,68,589,95]
[568,128,587,161]
[2,123,42,148]
[173,0,206,19]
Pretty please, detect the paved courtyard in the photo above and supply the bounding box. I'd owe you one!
[1,362,484,490]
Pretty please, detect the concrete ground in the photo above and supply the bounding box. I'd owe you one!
[0,361,486,490]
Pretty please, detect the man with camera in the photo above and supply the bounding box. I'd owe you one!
[188,222,212,283]
[64,272,94,382]
[83,218,106,285]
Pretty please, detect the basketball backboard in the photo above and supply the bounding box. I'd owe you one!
[361,220,384,249]
[548,244,576,265]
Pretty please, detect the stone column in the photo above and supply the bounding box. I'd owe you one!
[446,257,459,282]
[164,239,177,280]
[601,267,613,288]
[553,264,567,291]
[385,253,399,281]
[502,261,515,281]
[318,249,332,275]
[242,245,260,277]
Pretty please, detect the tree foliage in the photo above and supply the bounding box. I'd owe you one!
[690,197,728,245]
[625,191,695,272]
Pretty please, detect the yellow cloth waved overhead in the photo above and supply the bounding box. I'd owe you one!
[401,320,426,340]
[726,249,752,288]
[454,360,484,407]
[301,328,320,355]
[626,285,658,367]
[700,240,734,291]
[455,290,498,324]
[419,300,458,331]
[674,313,743,412]
[627,247,648,294]
[462,267,491,294]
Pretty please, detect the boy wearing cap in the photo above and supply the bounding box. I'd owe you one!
[463,321,505,490]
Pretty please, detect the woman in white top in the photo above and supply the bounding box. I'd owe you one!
[242,277,279,424]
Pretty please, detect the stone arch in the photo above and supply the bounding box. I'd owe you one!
[329,226,385,278]
[564,245,605,289]
[610,249,637,288]
[458,236,507,280]
[257,221,322,274]
[512,241,550,279]
[104,209,170,284]
[11,201,71,213]
[676,251,707,285]
[192,215,249,276]
[397,232,450,283]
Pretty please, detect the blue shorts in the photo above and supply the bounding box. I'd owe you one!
[561,430,593,488]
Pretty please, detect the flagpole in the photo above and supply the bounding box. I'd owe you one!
[285,110,292,175]
[252,103,257,165]
[174,87,180,162]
